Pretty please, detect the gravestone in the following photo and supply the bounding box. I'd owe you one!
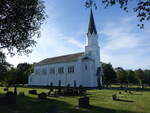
[18,92,25,96]
[79,96,90,108]
[38,92,47,99]
[29,90,37,95]
[79,85,86,95]
[129,90,133,94]
[125,90,128,93]
[3,87,8,91]
[112,94,117,100]
[47,91,51,96]
[5,91,14,96]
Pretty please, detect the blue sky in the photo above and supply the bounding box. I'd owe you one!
[7,0,150,69]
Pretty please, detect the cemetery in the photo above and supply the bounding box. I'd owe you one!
[0,0,150,113]
[0,86,150,113]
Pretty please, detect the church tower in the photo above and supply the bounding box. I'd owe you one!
[85,9,102,87]
[85,9,100,68]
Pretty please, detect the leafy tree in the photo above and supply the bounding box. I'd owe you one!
[0,0,46,55]
[85,0,150,28]
[143,69,150,86]
[0,51,11,81]
[115,67,128,87]
[126,70,138,85]
[3,68,17,87]
[15,63,33,84]
[135,69,145,88]
[102,63,116,87]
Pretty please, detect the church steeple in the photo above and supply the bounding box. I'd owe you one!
[87,9,97,35]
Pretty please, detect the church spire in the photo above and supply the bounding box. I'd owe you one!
[87,9,97,35]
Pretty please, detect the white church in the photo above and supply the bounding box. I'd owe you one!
[28,10,103,88]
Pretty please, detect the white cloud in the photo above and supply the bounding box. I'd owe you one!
[68,39,84,49]
[5,4,150,70]
[100,17,150,69]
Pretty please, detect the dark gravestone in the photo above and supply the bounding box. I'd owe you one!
[47,91,51,96]
[67,84,70,88]
[129,91,133,94]
[38,92,47,99]
[79,96,90,108]
[18,92,25,96]
[3,87,8,91]
[5,91,14,96]
[73,89,79,96]
[64,88,74,96]
[125,90,128,93]
[79,85,86,95]
[29,90,37,95]
[112,94,117,100]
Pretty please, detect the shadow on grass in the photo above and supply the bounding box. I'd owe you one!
[103,87,150,92]
[0,94,137,113]
[115,99,134,103]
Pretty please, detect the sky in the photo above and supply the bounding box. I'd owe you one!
[6,0,150,69]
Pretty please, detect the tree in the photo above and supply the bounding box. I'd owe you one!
[0,0,46,55]
[102,63,116,87]
[126,70,138,85]
[115,67,128,87]
[15,63,33,84]
[3,68,17,87]
[144,70,150,86]
[135,69,145,88]
[85,0,150,28]
[0,51,11,81]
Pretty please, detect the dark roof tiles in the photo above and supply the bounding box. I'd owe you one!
[35,52,84,66]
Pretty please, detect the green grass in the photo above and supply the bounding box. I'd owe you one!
[0,87,150,113]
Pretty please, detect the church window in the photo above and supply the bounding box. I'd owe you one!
[68,66,74,73]
[42,68,47,75]
[49,68,55,74]
[85,65,87,70]
[58,67,64,74]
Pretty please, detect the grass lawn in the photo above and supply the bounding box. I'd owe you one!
[0,87,150,113]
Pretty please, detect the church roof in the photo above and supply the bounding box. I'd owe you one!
[87,9,97,35]
[35,52,84,66]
